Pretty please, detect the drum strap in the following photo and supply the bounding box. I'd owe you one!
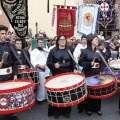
[9,44,23,65]
[96,49,114,74]
[67,49,81,69]
[22,50,34,68]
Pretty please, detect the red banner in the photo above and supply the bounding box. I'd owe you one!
[57,6,76,38]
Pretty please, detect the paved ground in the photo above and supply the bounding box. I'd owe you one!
[0,89,120,120]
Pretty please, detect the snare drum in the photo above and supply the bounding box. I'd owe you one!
[86,74,117,99]
[45,72,87,107]
[18,68,40,87]
[0,80,35,114]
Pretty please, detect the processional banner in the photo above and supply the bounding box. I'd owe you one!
[1,0,28,38]
[96,0,113,27]
[57,6,76,38]
[77,4,99,36]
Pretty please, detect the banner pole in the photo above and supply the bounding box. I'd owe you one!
[98,9,100,34]
[47,0,49,13]
[105,26,107,38]
[64,0,66,7]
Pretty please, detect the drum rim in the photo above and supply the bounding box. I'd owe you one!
[0,100,35,114]
[18,68,38,74]
[44,72,85,91]
[0,80,34,93]
[86,74,116,88]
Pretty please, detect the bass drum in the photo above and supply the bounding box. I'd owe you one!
[0,80,35,114]
[45,72,87,107]
[86,74,117,99]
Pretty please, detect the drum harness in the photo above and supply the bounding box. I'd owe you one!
[9,43,34,68]
[67,48,114,76]
[96,49,114,75]
[67,48,82,72]
[9,44,39,82]
[22,50,34,68]
[8,43,23,65]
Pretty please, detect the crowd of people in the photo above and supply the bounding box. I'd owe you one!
[0,24,120,120]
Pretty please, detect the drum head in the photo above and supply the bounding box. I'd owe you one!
[0,81,31,90]
[45,72,85,91]
[86,74,115,86]
[109,59,120,69]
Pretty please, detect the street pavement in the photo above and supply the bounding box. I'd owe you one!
[0,89,120,120]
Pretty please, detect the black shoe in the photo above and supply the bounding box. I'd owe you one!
[36,101,42,105]
[53,112,59,119]
[10,116,18,120]
[64,113,70,118]
[96,111,102,116]
[86,111,92,116]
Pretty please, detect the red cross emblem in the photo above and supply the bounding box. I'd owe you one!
[100,2,109,12]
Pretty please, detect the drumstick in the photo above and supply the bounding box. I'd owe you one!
[92,52,98,62]
[17,51,21,58]
[96,49,114,74]
[1,52,8,64]
[92,57,96,62]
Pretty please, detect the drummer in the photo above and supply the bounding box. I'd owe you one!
[46,34,77,119]
[0,25,19,120]
[14,38,31,78]
[78,34,103,116]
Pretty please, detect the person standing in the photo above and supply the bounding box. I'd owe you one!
[78,34,103,116]
[31,37,50,104]
[10,32,17,45]
[73,36,87,72]
[0,25,18,120]
[46,35,77,119]
[97,31,105,41]
[73,36,87,62]
[14,39,31,79]
[48,36,57,52]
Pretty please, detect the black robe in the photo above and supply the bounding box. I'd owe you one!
[47,47,76,75]
[104,42,111,61]
[17,49,30,66]
[46,47,76,116]
[17,49,30,79]
[0,42,18,81]
[78,48,102,112]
